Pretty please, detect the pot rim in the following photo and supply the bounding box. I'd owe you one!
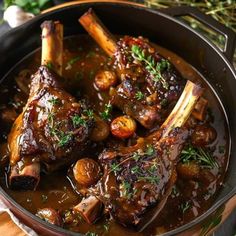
[0,1,236,235]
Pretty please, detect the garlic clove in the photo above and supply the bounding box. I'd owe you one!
[3,5,35,28]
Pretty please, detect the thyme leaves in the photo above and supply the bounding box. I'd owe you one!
[110,162,122,175]
[135,91,145,100]
[120,180,132,199]
[180,201,192,214]
[100,102,112,121]
[48,97,60,106]
[71,114,87,127]
[180,145,218,169]
[131,45,169,89]
[110,144,159,195]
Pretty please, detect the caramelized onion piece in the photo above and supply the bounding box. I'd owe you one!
[94,70,117,91]
[90,116,110,142]
[177,162,200,179]
[191,124,217,146]
[111,115,136,139]
[73,158,101,187]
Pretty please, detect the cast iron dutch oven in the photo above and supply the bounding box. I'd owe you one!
[0,1,236,235]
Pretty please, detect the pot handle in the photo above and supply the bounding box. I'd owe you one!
[159,6,236,63]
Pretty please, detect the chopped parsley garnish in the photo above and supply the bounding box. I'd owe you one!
[132,145,155,162]
[46,61,54,70]
[71,114,87,127]
[171,185,180,198]
[160,98,168,107]
[66,56,80,69]
[110,162,122,175]
[180,145,219,169]
[47,112,73,147]
[57,132,73,147]
[85,109,94,119]
[180,201,191,214]
[85,232,98,236]
[137,175,160,184]
[100,102,112,121]
[135,91,145,100]
[120,180,132,199]
[103,223,110,232]
[131,45,169,89]
[48,112,54,123]
[131,165,141,174]
[86,51,96,58]
[148,161,158,173]
[132,151,141,161]
[48,97,60,105]
[145,144,155,156]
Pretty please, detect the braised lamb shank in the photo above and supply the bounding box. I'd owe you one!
[79,9,185,129]
[74,79,204,230]
[8,21,94,190]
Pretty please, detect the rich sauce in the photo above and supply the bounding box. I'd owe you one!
[0,35,229,236]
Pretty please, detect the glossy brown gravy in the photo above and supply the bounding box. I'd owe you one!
[0,35,229,236]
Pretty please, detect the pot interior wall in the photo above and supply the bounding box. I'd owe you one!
[0,1,236,234]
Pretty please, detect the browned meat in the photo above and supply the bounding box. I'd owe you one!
[73,80,204,230]
[95,127,187,229]
[111,80,161,129]
[80,10,185,129]
[8,66,94,190]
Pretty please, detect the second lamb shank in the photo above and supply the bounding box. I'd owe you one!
[8,21,94,190]
[73,80,204,230]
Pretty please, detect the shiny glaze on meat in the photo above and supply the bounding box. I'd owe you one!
[8,66,94,190]
[0,35,229,235]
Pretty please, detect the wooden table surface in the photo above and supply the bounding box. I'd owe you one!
[0,212,26,236]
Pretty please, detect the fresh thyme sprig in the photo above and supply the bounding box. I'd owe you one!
[85,109,94,119]
[110,162,122,175]
[47,102,93,148]
[57,132,73,147]
[180,145,219,169]
[48,97,60,105]
[71,114,87,127]
[120,180,132,199]
[100,102,112,121]
[135,91,145,100]
[110,144,159,189]
[131,44,169,89]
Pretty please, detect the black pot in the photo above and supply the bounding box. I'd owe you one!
[0,1,236,235]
